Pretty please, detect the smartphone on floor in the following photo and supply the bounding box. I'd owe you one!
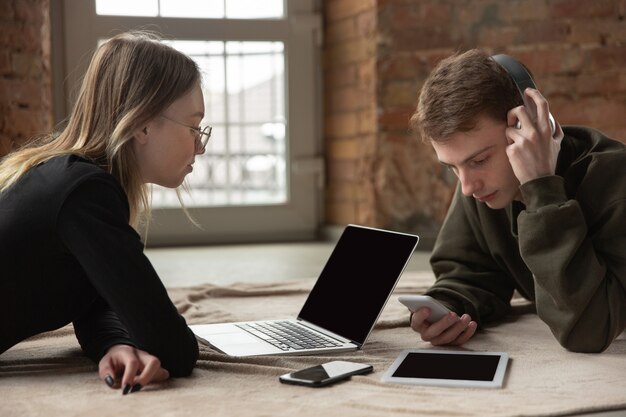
[279,360,373,387]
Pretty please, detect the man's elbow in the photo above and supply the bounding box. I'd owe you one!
[557,332,610,353]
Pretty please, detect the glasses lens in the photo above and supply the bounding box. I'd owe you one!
[195,126,212,152]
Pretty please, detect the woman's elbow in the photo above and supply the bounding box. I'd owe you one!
[163,339,199,377]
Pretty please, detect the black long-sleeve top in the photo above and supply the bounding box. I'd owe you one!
[0,155,198,376]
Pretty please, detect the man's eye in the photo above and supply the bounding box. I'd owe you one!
[470,157,488,167]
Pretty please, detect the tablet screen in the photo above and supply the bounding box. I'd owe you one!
[382,349,509,388]
[392,352,500,381]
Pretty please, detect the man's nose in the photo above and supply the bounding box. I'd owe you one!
[459,169,480,197]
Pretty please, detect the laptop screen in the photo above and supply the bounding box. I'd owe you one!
[298,225,419,345]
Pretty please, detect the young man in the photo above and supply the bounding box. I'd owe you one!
[409,49,626,352]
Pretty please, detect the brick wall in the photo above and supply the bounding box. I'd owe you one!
[323,0,626,244]
[323,0,379,226]
[0,0,52,158]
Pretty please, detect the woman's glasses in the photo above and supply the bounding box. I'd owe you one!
[160,115,212,153]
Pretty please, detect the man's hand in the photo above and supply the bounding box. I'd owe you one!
[505,88,562,185]
[99,344,170,394]
[410,308,477,346]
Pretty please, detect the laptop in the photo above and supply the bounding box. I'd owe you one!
[190,224,419,356]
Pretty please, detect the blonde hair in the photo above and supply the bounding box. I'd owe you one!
[0,31,200,228]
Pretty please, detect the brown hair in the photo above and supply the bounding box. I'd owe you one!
[0,31,200,228]
[410,49,523,142]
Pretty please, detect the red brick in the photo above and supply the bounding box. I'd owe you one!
[497,0,549,22]
[517,20,570,45]
[603,127,626,143]
[390,26,455,51]
[383,131,412,142]
[381,81,418,108]
[0,133,13,157]
[586,45,626,71]
[0,22,24,49]
[326,201,358,224]
[327,159,359,181]
[325,113,359,138]
[324,65,357,88]
[4,106,41,137]
[356,59,376,90]
[357,107,377,134]
[378,109,412,130]
[478,26,520,47]
[550,0,616,18]
[324,38,375,67]
[11,52,43,77]
[419,2,453,25]
[0,50,10,75]
[0,78,44,108]
[325,0,376,22]
[325,18,357,45]
[384,4,418,30]
[574,72,622,96]
[378,54,429,80]
[551,97,626,128]
[326,135,371,160]
[0,1,14,20]
[510,48,584,75]
[324,86,369,113]
[356,9,377,37]
[567,19,626,44]
[14,0,43,26]
[539,74,576,97]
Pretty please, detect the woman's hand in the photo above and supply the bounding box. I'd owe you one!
[98,344,170,394]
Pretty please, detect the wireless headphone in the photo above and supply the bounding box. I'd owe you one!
[491,54,556,136]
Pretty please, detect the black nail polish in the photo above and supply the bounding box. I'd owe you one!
[130,383,142,393]
[122,384,131,395]
[105,375,114,388]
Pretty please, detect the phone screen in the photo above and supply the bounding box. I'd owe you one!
[280,361,372,386]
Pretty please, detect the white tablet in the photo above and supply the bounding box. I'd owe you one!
[381,349,509,388]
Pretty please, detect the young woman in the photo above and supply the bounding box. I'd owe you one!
[0,31,211,393]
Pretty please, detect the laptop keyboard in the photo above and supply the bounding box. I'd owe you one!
[236,321,343,351]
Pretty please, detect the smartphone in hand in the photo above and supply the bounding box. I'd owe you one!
[399,295,451,323]
[279,361,373,387]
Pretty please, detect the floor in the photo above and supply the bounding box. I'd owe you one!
[146,241,625,417]
[146,241,433,288]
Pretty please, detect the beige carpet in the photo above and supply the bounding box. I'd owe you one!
[1,271,625,417]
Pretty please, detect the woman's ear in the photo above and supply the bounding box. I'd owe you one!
[134,126,150,145]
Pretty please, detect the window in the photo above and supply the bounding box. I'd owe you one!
[154,40,287,207]
[57,0,322,244]
[95,0,284,19]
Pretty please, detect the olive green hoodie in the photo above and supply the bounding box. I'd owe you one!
[426,126,626,353]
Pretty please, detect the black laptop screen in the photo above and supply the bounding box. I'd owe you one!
[297,225,418,345]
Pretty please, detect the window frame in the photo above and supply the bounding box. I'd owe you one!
[54,0,323,245]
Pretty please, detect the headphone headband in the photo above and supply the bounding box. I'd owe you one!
[491,54,537,96]
[490,54,556,136]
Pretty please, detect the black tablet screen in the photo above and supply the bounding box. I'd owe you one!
[392,352,501,381]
